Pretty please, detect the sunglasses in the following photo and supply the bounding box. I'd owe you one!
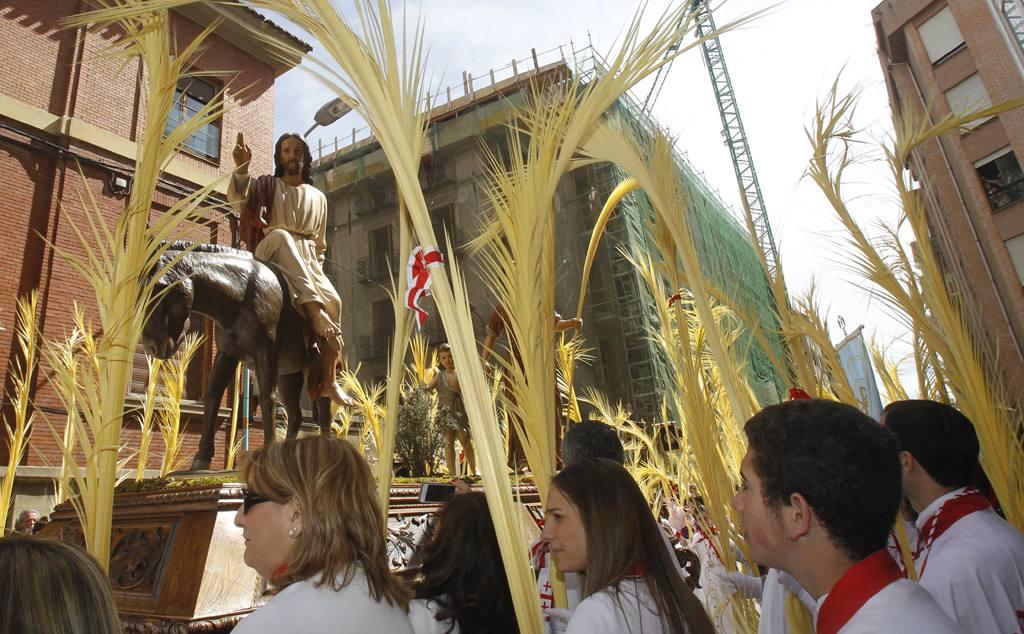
[242,490,270,513]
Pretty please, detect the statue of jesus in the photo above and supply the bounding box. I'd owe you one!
[229,132,353,406]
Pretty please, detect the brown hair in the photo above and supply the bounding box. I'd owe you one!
[273,133,313,184]
[552,459,715,634]
[0,536,122,634]
[241,436,409,609]
[413,492,516,633]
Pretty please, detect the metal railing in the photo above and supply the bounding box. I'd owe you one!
[356,252,398,283]
[355,184,398,216]
[313,43,578,164]
[998,0,1024,53]
[985,176,1024,211]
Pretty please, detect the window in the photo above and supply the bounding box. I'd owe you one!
[369,225,394,275]
[358,300,394,361]
[371,299,395,336]
[1004,234,1024,286]
[485,134,513,171]
[944,74,993,130]
[918,6,965,64]
[164,77,221,160]
[419,160,455,191]
[976,149,1024,211]
[430,204,457,251]
[356,178,396,214]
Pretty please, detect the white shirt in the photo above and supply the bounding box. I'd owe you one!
[815,579,964,634]
[232,569,413,634]
[914,488,1024,634]
[688,537,740,634]
[565,578,665,634]
[564,572,584,610]
[408,598,460,634]
[759,568,788,634]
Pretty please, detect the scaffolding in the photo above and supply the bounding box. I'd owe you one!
[569,161,672,419]
[571,47,786,413]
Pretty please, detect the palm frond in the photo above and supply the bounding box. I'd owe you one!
[135,355,163,481]
[807,78,1024,528]
[157,332,204,476]
[45,2,233,566]
[0,292,39,536]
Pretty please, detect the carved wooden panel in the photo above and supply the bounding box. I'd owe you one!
[108,523,176,595]
[57,520,178,597]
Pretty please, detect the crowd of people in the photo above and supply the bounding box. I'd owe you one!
[2,398,1022,633]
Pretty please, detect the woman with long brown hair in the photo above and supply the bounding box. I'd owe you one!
[232,435,411,633]
[409,491,516,633]
[542,458,715,634]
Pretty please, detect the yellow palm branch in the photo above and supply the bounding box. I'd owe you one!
[807,79,1024,527]
[0,292,39,537]
[157,332,204,477]
[50,3,234,566]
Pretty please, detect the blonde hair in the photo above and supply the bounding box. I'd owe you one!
[0,536,122,633]
[241,436,408,609]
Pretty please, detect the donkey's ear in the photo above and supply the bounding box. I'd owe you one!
[148,259,174,287]
[179,277,194,306]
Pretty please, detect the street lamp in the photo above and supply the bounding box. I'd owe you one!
[304,96,355,138]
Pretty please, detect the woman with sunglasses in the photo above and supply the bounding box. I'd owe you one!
[541,458,715,634]
[232,436,412,633]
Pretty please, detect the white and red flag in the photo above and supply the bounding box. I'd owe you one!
[405,246,444,328]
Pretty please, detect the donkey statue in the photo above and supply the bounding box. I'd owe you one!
[142,241,333,471]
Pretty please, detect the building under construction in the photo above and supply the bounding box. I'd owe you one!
[311,45,783,421]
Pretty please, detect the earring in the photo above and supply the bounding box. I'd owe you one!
[288,526,299,538]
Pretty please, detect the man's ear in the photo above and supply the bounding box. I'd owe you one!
[899,450,914,476]
[782,492,813,541]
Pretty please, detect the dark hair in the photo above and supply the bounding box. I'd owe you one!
[551,459,715,634]
[744,399,902,561]
[273,133,313,185]
[413,492,516,634]
[0,537,122,634]
[562,421,625,466]
[882,399,980,488]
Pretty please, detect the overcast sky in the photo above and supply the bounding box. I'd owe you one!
[269,0,913,387]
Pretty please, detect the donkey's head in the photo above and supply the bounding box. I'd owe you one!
[142,255,193,360]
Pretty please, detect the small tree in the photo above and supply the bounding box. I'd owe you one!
[395,388,443,476]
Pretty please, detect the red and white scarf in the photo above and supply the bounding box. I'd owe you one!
[913,487,990,578]
[816,549,904,634]
[405,246,444,328]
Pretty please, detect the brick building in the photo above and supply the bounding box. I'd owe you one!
[873,1,1024,399]
[0,1,306,522]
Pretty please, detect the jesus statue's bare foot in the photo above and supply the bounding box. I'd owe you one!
[323,381,355,407]
[304,303,341,344]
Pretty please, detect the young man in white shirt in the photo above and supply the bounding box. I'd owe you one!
[883,399,1024,634]
[733,399,963,634]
